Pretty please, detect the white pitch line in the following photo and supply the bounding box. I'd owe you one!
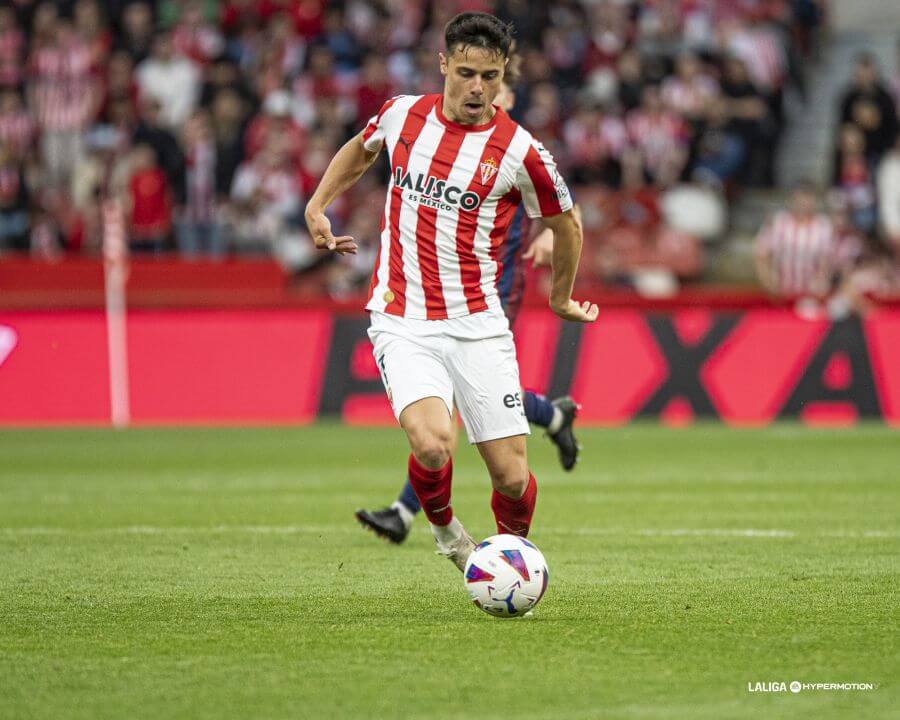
[553,528,900,539]
[0,526,897,538]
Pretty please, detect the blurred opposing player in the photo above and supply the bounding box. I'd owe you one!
[355,61,581,545]
[305,12,597,571]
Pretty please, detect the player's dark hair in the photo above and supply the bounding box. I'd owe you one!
[444,12,514,59]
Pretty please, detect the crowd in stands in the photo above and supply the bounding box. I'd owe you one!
[755,50,900,316]
[0,0,865,303]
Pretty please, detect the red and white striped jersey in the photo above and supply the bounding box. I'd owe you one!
[29,42,96,131]
[361,93,572,320]
[727,26,786,92]
[756,211,836,296]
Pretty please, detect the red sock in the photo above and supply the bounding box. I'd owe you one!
[407,454,453,526]
[491,472,537,537]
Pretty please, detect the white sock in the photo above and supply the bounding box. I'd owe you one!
[391,501,414,529]
[547,406,564,434]
[430,516,463,546]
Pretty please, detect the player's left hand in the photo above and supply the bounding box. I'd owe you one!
[305,210,358,255]
[522,228,554,268]
[550,298,599,323]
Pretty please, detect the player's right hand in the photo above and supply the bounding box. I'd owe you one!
[550,298,599,323]
[305,210,358,255]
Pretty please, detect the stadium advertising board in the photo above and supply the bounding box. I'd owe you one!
[0,309,898,426]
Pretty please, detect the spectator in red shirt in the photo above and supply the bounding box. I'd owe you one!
[0,6,25,89]
[126,143,172,254]
[355,54,395,128]
[171,1,225,66]
[220,0,256,37]
[243,90,306,165]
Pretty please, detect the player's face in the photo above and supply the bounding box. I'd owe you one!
[439,45,505,125]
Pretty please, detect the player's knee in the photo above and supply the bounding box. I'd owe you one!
[409,429,453,469]
[490,461,529,498]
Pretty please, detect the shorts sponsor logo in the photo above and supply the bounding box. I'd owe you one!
[503,392,521,409]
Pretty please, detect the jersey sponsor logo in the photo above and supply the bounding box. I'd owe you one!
[479,157,498,185]
[394,168,482,212]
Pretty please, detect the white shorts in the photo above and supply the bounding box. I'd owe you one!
[367,309,530,444]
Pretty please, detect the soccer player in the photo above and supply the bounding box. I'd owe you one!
[355,63,582,545]
[304,11,598,571]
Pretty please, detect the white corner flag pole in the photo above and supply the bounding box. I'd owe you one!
[102,197,130,428]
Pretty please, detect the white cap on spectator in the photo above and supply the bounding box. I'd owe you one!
[263,91,292,117]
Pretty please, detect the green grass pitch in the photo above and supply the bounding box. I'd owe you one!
[1,424,897,719]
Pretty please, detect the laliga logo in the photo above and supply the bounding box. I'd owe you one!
[394,168,482,211]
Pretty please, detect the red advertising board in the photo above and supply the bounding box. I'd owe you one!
[0,310,331,425]
[0,308,898,426]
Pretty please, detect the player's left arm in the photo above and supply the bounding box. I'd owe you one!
[540,208,598,323]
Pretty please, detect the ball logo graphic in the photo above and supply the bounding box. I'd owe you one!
[464,534,549,617]
[790,681,802,694]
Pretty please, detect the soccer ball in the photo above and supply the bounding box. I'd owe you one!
[463,534,549,618]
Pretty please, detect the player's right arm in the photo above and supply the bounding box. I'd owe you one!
[304,132,382,255]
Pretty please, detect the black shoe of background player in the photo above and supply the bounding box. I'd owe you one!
[548,396,580,471]
[355,506,410,544]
